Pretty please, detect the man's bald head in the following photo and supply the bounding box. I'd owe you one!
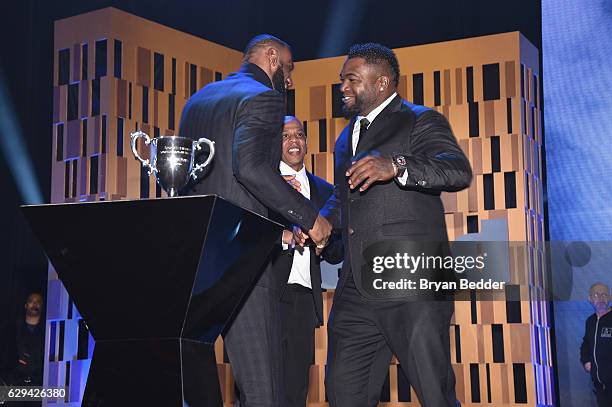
[589,282,611,316]
[242,34,294,93]
[243,34,291,64]
[590,282,610,297]
[25,292,43,319]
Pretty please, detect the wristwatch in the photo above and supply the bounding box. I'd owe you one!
[392,154,407,178]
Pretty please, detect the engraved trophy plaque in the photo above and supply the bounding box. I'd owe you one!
[131,132,215,197]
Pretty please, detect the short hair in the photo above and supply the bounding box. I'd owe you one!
[283,115,306,134]
[243,34,290,63]
[284,115,300,124]
[26,292,43,302]
[347,43,400,87]
[590,282,610,294]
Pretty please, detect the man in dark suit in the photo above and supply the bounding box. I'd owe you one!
[271,116,344,407]
[179,35,332,407]
[320,43,472,407]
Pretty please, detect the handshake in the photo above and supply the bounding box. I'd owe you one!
[282,215,332,255]
[282,175,333,253]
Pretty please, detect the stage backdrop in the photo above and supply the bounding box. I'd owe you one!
[543,0,612,406]
[44,7,550,406]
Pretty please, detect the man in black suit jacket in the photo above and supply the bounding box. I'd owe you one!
[179,35,332,407]
[270,116,343,407]
[320,43,472,407]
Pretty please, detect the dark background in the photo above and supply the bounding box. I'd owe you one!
[0,0,541,370]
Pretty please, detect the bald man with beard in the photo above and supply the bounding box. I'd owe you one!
[179,35,332,407]
[581,282,612,407]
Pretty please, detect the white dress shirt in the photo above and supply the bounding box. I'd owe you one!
[350,92,409,184]
[279,161,312,288]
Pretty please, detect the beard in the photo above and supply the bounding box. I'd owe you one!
[342,90,377,119]
[342,96,361,119]
[272,68,286,95]
[26,307,40,317]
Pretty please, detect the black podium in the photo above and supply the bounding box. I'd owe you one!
[21,195,283,406]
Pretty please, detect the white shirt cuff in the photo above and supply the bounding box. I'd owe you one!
[396,171,409,186]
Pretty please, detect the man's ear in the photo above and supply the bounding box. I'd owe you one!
[378,75,390,92]
[267,47,280,69]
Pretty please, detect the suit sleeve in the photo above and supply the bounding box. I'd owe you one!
[318,179,344,259]
[232,90,318,230]
[580,319,591,365]
[401,110,472,192]
[319,135,347,229]
[321,232,344,264]
[320,186,341,230]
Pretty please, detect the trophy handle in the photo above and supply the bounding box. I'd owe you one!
[191,138,216,180]
[130,131,155,175]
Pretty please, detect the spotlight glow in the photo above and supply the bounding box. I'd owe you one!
[0,66,43,204]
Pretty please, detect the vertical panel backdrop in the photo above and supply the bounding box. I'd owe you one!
[543,0,612,406]
[47,8,550,406]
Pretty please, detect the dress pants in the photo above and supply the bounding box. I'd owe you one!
[223,284,284,407]
[326,273,456,407]
[280,283,318,407]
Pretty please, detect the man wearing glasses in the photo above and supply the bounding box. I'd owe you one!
[581,283,612,406]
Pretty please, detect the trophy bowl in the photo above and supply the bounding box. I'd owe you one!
[130,131,215,197]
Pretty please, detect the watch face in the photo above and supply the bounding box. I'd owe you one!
[396,155,407,166]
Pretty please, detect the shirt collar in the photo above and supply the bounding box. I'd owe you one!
[238,62,273,89]
[357,92,398,127]
[279,161,307,178]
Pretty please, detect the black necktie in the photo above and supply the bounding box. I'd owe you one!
[356,118,369,152]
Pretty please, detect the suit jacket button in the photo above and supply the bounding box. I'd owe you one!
[348,227,355,235]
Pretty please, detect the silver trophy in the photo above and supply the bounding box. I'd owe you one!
[130,131,215,197]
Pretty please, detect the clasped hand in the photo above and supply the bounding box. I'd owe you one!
[282,175,331,249]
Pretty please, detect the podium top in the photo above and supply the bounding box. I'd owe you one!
[22,194,283,343]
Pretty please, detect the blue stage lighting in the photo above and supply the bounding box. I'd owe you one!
[0,66,44,204]
[317,0,367,58]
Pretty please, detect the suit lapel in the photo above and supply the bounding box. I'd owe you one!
[305,171,324,323]
[306,172,321,208]
[355,95,403,155]
[335,126,353,177]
